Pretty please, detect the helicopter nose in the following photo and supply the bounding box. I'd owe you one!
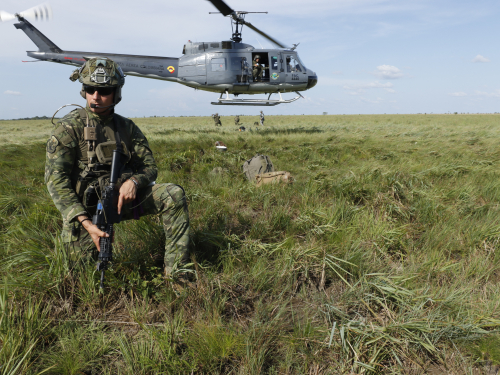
[306,74,318,89]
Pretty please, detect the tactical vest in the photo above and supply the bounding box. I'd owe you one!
[73,108,133,210]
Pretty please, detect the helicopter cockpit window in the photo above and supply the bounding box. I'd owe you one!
[271,56,278,70]
[198,43,207,51]
[286,55,302,73]
[210,42,220,49]
[211,58,226,71]
[295,55,307,71]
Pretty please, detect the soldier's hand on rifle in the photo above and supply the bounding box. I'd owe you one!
[117,179,138,214]
[78,215,109,251]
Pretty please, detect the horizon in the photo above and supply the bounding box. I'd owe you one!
[1,0,499,119]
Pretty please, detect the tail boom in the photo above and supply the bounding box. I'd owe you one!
[14,16,61,53]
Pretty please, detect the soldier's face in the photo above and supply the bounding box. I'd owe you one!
[86,89,115,114]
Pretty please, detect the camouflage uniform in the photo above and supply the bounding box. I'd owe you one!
[252,58,268,82]
[213,113,222,126]
[45,107,190,270]
[234,115,240,126]
[260,111,265,126]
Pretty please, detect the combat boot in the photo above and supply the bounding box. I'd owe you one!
[164,265,174,280]
[164,266,195,293]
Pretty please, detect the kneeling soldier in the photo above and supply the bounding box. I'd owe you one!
[45,57,190,280]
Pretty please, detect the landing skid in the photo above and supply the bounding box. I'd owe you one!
[211,91,304,106]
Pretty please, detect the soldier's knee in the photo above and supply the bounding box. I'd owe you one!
[154,183,187,211]
[167,184,187,205]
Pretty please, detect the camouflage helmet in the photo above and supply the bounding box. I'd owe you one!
[254,55,261,60]
[70,57,125,105]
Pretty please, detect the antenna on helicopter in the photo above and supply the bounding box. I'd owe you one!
[207,0,287,48]
[0,2,52,23]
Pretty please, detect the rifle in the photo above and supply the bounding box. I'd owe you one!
[92,118,125,289]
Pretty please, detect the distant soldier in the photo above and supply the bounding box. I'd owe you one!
[260,111,265,126]
[252,55,268,82]
[234,115,240,126]
[212,113,222,126]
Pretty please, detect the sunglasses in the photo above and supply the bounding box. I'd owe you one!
[84,86,115,96]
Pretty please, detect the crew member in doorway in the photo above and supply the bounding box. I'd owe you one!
[252,55,268,82]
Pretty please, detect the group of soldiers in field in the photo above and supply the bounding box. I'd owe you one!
[212,111,265,127]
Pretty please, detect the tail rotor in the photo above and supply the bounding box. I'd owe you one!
[0,2,52,23]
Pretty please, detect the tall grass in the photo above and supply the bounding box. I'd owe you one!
[2,114,500,373]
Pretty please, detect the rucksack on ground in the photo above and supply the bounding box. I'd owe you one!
[243,154,274,182]
[255,171,293,187]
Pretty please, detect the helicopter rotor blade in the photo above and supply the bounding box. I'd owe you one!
[206,0,234,17]
[206,0,287,48]
[18,3,52,21]
[241,20,286,49]
[0,11,16,22]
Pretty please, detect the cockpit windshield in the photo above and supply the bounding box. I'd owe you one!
[295,55,307,71]
[286,54,304,73]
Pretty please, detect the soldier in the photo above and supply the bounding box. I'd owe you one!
[45,57,190,281]
[212,113,222,126]
[234,115,240,126]
[252,55,268,82]
[260,111,265,126]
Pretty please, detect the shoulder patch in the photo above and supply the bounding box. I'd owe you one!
[46,135,59,154]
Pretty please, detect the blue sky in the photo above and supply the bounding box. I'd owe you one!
[1,0,499,119]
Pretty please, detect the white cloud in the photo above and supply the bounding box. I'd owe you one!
[472,55,490,63]
[4,90,21,96]
[373,65,404,79]
[449,92,467,97]
[343,82,394,89]
[474,90,500,98]
[361,97,384,104]
[343,81,394,94]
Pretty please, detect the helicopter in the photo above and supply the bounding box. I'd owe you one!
[3,1,318,106]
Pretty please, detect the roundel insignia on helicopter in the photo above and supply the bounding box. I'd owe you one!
[271,73,279,80]
[167,66,175,73]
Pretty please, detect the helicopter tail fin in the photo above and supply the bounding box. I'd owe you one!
[14,16,62,53]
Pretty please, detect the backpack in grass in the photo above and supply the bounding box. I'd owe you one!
[255,171,293,187]
[243,154,274,182]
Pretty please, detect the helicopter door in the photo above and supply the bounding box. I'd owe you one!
[231,56,250,83]
[208,55,228,84]
[283,54,304,83]
[269,54,282,84]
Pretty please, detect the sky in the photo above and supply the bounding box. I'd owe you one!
[1,0,500,119]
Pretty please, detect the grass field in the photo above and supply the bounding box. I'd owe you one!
[2,113,500,374]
